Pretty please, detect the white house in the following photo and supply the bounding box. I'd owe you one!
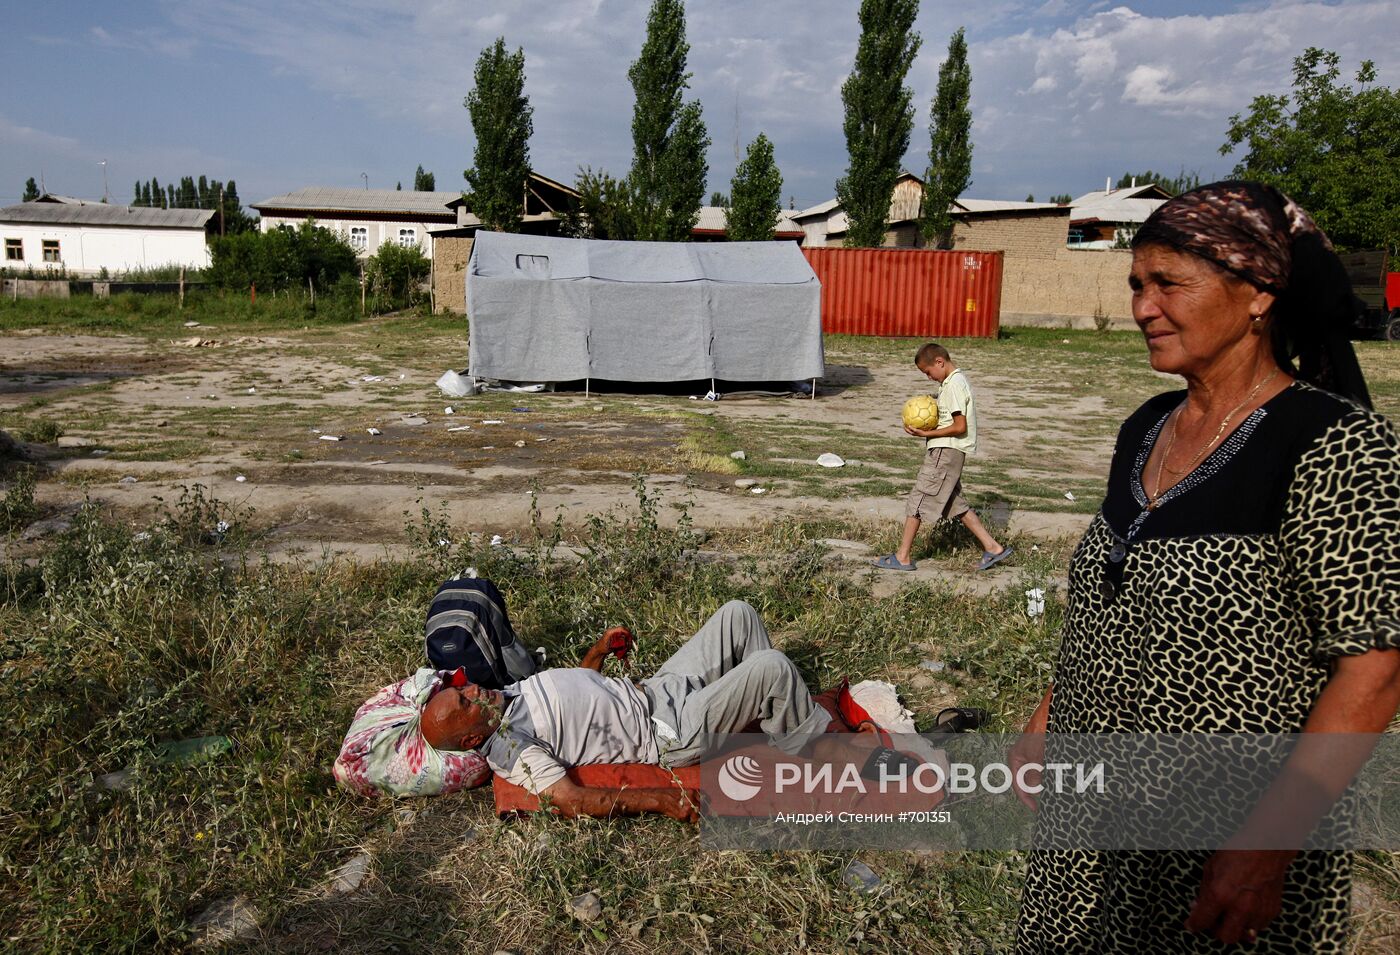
[251,187,463,259]
[0,202,214,275]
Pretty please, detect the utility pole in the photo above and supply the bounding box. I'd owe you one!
[361,172,369,190]
[219,184,225,236]
[100,160,109,202]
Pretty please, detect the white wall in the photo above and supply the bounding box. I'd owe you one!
[0,223,210,274]
[258,214,434,259]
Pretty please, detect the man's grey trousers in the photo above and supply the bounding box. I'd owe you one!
[639,600,832,766]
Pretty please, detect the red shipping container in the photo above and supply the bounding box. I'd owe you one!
[802,247,1003,338]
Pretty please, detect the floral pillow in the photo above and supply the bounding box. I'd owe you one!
[333,668,490,797]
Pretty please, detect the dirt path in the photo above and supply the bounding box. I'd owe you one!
[3,329,1103,561]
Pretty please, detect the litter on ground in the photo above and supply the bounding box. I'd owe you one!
[319,435,342,442]
[1064,491,1076,501]
[443,407,454,415]
[730,450,746,460]
[482,419,504,425]
[448,425,472,432]
[817,452,845,468]
[235,475,246,483]
[367,428,381,435]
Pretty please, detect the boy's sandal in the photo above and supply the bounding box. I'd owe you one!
[929,706,990,734]
[976,546,1013,571]
[874,553,916,571]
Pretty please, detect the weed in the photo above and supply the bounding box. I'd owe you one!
[19,419,63,443]
[1,465,39,532]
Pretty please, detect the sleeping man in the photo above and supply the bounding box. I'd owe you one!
[422,600,864,820]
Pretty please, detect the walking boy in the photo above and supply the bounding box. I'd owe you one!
[875,343,1012,572]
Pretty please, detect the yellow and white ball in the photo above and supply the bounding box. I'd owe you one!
[902,394,939,431]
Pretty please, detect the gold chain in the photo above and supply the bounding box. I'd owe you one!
[1148,367,1280,509]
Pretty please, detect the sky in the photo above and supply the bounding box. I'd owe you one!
[4,0,1398,212]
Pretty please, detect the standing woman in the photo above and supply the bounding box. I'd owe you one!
[1012,182,1400,953]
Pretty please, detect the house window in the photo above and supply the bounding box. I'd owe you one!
[397,228,417,248]
[42,240,60,263]
[348,226,368,251]
[4,238,20,261]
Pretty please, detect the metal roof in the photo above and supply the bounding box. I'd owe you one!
[691,206,803,235]
[791,198,840,221]
[0,203,214,229]
[35,193,105,205]
[251,188,462,216]
[953,199,1067,214]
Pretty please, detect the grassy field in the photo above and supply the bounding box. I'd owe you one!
[3,295,1399,951]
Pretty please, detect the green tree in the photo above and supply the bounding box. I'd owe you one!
[726,133,783,241]
[1222,47,1399,251]
[1050,193,1073,205]
[920,27,972,249]
[464,38,534,233]
[558,167,641,240]
[709,191,729,208]
[413,165,436,191]
[1114,169,1200,194]
[132,181,142,206]
[22,177,40,201]
[627,0,710,241]
[836,0,921,248]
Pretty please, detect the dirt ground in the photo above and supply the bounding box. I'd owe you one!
[1,326,1112,571]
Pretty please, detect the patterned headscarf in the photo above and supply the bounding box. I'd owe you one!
[1133,181,1372,407]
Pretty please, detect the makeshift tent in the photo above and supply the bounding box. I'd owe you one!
[465,231,824,387]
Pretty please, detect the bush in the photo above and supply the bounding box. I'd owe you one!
[208,219,357,294]
[365,241,430,312]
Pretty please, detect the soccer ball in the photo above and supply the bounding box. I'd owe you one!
[902,394,939,431]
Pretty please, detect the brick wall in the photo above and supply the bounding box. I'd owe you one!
[1000,249,1134,327]
[952,213,1066,261]
[432,236,473,314]
[950,213,1134,326]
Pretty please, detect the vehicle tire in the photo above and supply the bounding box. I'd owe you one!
[1387,311,1400,342]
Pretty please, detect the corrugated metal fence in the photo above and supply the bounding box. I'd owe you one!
[802,247,1003,338]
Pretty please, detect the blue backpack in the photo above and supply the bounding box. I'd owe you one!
[424,578,537,689]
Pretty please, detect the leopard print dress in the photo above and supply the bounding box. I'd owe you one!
[1016,382,1400,954]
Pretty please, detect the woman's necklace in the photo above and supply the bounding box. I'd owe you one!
[1147,367,1280,510]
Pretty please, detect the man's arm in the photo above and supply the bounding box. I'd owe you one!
[906,412,966,440]
[538,776,698,821]
[579,627,633,672]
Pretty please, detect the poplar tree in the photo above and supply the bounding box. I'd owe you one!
[23,177,40,201]
[836,0,921,248]
[133,181,142,206]
[413,165,436,191]
[627,0,710,241]
[727,133,783,241]
[920,27,973,248]
[464,38,533,233]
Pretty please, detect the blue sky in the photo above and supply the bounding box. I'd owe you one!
[4,1,1397,211]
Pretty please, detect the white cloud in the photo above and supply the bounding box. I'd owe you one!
[61,0,1400,205]
[967,1,1400,196]
[90,23,197,59]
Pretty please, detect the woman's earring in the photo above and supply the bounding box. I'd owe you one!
[1251,314,1265,333]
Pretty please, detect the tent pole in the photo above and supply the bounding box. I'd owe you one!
[710,377,715,398]
[811,376,817,400]
[586,377,590,398]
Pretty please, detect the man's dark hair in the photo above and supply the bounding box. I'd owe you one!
[915,343,950,367]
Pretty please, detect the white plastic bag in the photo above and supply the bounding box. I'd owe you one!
[436,370,476,398]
